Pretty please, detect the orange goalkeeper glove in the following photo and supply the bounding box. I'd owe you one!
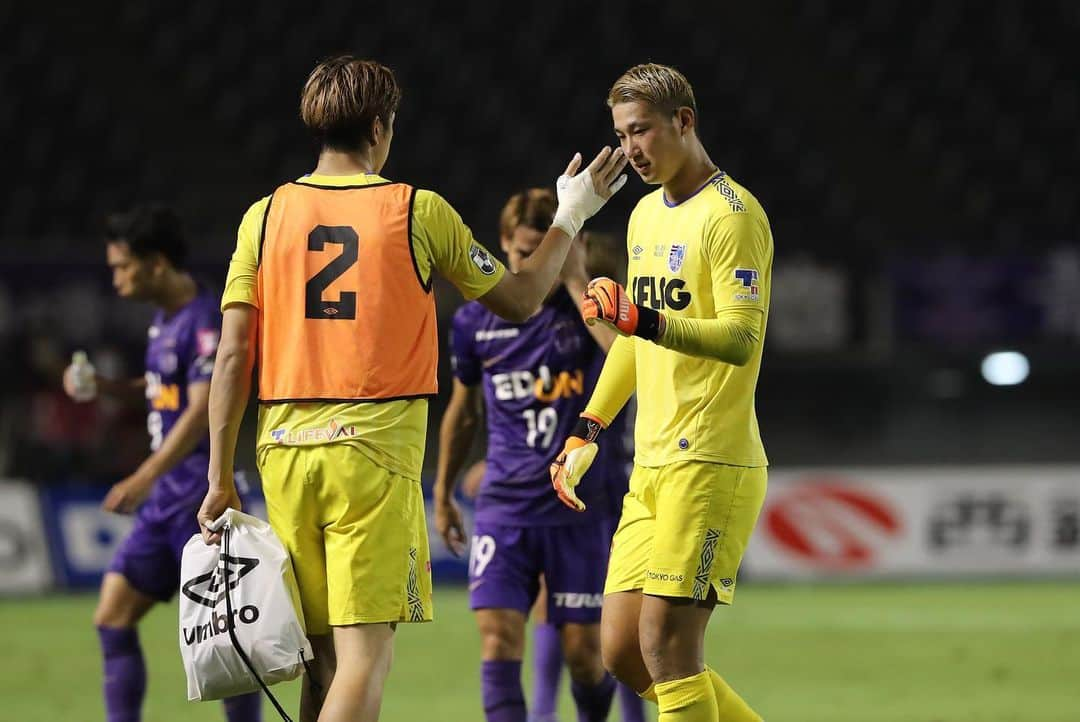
[550,415,605,512]
[581,277,664,340]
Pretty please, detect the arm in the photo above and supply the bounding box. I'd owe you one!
[562,235,617,352]
[63,364,146,403]
[478,148,629,322]
[656,307,763,365]
[101,379,211,513]
[197,304,257,543]
[95,376,147,401]
[551,334,637,511]
[582,335,636,425]
[480,227,574,322]
[656,210,770,363]
[432,379,483,556]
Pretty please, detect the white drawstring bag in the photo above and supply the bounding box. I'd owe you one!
[179,508,313,713]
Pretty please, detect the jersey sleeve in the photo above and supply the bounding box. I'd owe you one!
[412,189,506,300]
[449,308,482,386]
[221,197,269,310]
[186,303,221,384]
[583,335,637,427]
[704,211,771,312]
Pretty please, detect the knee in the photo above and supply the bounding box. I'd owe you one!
[478,615,524,661]
[93,601,137,629]
[562,635,604,684]
[599,631,638,681]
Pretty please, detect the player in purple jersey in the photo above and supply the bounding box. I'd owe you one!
[62,205,260,722]
[435,190,620,722]
[521,233,644,722]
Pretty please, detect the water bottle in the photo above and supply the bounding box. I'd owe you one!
[69,350,97,402]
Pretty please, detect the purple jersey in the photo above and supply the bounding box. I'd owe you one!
[584,351,632,522]
[142,286,220,517]
[451,290,608,526]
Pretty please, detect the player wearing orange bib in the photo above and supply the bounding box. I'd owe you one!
[196,56,627,722]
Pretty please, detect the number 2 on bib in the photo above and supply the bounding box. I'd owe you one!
[305,225,358,320]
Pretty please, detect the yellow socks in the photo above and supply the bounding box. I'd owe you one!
[706,666,762,721]
[638,684,657,703]
[654,670,718,722]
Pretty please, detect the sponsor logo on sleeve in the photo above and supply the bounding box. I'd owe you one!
[469,245,497,275]
[734,268,760,302]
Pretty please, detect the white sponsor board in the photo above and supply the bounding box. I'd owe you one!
[0,480,54,593]
[743,466,1080,579]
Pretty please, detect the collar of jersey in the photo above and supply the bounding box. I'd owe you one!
[662,170,724,208]
[297,172,388,186]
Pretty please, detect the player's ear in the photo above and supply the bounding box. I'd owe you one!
[151,252,171,278]
[499,233,513,256]
[675,107,695,136]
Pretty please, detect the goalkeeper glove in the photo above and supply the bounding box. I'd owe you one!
[551,415,605,512]
[582,277,665,341]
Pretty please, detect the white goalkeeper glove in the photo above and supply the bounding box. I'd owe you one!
[551,148,629,238]
[550,415,605,512]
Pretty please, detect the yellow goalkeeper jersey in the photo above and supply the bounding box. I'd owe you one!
[627,171,772,468]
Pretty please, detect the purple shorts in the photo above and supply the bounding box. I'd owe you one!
[468,520,610,625]
[108,498,200,601]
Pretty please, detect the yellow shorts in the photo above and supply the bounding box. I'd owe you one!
[257,442,433,633]
[604,461,767,604]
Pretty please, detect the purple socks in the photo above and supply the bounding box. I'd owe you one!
[222,691,263,721]
[616,680,646,722]
[483,659,527,722]
[98,626,146,722]
[99,625,260,722]
[530,623,564,721]
[570,673,616,722]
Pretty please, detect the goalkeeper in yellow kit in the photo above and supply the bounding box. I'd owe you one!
[551,64,772,722]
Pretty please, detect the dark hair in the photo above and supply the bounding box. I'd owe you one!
[499,188,556,238]
[104,204,187,269]
[300,55,402,151]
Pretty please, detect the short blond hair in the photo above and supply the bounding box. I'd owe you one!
[300,55,401,151]
[499,188,556,238]
[607,63,697,117]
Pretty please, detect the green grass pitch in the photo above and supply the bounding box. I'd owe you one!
[2,582,1077,721]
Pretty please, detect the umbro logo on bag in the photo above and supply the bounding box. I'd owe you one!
[181,554,260,609]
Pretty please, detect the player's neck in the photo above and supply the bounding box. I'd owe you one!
[156,272,197,314]
[312,147,379,176]
[662,148,718,206]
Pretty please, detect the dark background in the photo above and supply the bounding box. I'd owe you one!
[2,0,1077,486]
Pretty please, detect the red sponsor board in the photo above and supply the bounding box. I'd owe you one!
[765,481,902,569]
[744,467,1080,579]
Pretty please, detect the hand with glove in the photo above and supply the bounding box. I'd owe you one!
[582,277,666,341]
[551,414,606,512]
[551,147,629,238]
